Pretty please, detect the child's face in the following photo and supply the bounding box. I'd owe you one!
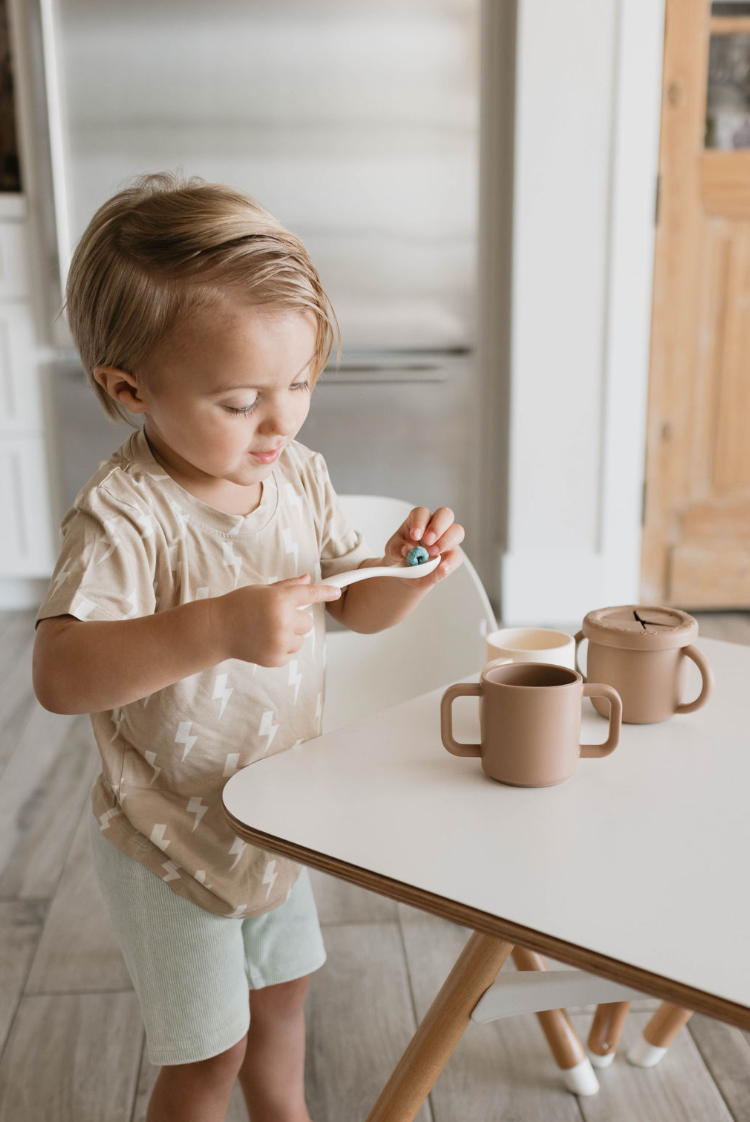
[134,296,318,489]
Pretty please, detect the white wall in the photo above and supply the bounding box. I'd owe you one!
[500,0,665,625]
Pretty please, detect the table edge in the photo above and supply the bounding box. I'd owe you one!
[224,806,750,1032]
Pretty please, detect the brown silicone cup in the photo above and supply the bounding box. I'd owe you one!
[574,634,714,724]
[440,662,622,788]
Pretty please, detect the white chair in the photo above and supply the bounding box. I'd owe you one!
[322,495,497,734]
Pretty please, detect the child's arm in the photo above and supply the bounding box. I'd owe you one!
[33,575,341,715]
[327,506,465,634]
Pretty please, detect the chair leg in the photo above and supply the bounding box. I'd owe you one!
[511,947,599,1096]
[627,1002,694,1067]
[365,932,514,1122]
[587,1001,631,1067]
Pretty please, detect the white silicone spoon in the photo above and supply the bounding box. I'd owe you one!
[320,554,441,588]
[298,554,441,608]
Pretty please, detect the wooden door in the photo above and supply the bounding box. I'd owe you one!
[642,0,750,608]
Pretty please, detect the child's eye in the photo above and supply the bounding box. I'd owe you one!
[226,402,259,416]
[225,382,309,416]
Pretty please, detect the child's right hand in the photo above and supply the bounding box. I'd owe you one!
[213,574,341,667]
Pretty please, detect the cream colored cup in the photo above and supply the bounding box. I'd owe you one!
[485,627,576,671]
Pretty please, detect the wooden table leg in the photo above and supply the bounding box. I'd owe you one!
[628,1002,694,1067]
[588,1001,631,1067]
[511,947,599,1095]
[365,932,514,1122]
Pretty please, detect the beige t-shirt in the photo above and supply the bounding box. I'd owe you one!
[36,429,372,917]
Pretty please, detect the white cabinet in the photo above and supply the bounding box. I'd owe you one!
[0,206,56,596]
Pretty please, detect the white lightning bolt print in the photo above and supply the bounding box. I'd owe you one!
[288,659,302,703]
[124,588,138,617]
[132,508,153,538]
[262,859,278,901]
[195,870,213,890]
[186,796,209,832]
[223,541,242,586]
[97,808,121,831]
[226,904,248,918]
[151,824,171,851]
[50,558,72,595]
[223,753,241,777]
[284,482,303,513]
[96,518,120,564]
[212,672,233,718]
[175,721,197,761]
[281,527,299,571]
[72,597,96,620]
[161,861,180,883]
[229,836,246,870]
[144,751,161,785]
[109,708,125,743]
[259,710,279,755]
[195,586,209,599]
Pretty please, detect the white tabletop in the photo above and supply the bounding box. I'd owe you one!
[223,637,749,1024]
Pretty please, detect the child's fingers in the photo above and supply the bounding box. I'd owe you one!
[405,507,432,542]
[421,507,455,547]
[292,581,342,603]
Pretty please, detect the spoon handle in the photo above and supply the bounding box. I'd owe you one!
[320,555,441,589]
[297,555,443,607]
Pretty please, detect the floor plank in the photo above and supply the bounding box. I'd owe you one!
[687,1013,750,1122]
[574,1010,735,1122]
[0,900,47,1052]
[304,922,432,1122]
[0,713,99,899]
[0,992,143,1122]
[25,804,132,993]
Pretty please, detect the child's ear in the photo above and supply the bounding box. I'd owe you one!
[93,365,147,415]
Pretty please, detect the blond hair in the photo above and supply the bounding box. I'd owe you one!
[65,172,339,423]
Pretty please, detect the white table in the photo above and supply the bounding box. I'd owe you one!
[223,636,749,1119]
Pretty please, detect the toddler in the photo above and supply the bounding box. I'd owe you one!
[33,172,464,1122]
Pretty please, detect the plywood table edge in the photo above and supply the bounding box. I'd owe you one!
[223,806,750,1032]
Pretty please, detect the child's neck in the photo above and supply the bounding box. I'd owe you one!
[144,427,263,517]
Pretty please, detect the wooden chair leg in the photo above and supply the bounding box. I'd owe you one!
[511,947,599,1096]
[587,1001,631,1067]
[627,1002,694,1067]
[365,932,514,1122]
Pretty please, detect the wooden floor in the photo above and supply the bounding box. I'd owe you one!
[0,610,748,1122]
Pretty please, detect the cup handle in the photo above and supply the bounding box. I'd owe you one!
[441,683,482,758]
[580,683,622,758]
[574,630,586,679]
[675,645,714,715]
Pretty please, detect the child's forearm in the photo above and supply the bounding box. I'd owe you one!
[33,598,226,715]
[336,557,431,634]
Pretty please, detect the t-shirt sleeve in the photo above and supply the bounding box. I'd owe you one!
[307,452,375,580]
[35,485,157,626]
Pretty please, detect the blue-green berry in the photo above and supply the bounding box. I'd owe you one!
[407,545,430,566]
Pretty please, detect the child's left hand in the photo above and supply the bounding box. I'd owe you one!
[383,507,465,589]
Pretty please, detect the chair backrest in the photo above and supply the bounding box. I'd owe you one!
[323,495,497,732]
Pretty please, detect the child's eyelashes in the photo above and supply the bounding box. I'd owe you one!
[224,381,310,417]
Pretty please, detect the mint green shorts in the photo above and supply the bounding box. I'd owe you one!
[88,813,326,1066]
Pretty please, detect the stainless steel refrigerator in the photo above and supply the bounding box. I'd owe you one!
[20,0,481,555]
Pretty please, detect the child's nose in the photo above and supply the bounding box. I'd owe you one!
[259,400,295,436]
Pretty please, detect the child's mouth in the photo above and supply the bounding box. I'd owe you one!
[250,448,282,464]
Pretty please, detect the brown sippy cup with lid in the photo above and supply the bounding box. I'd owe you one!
[574,606,714,724]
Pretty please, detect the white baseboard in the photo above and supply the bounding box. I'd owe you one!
[501,548,640,626]
[0,578,48,611]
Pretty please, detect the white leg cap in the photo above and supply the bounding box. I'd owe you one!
[562,1058,600,1096]
[627,1038,668,1067]
[588,1049,616,1068]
